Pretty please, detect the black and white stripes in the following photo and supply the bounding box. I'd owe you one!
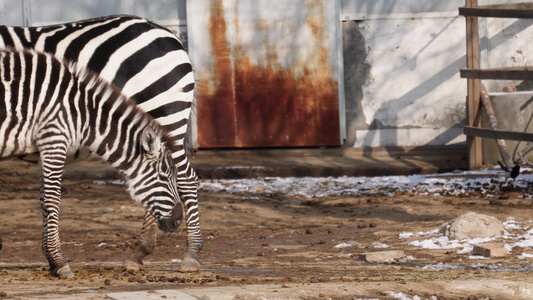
[0,48,182,278]
[0,15,202,271]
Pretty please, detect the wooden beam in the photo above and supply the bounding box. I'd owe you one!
[461,67,533,80]
[460,3,533,18]
[465,0,482,169]
[464,126,533,142]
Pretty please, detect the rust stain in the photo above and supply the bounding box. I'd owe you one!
[197,0,340,148]
[197,0,237,148]
[234,56,339,147]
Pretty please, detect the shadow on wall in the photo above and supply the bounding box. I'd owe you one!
[342,20,370,147]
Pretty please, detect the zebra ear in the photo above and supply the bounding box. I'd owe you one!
[141,126,161,159]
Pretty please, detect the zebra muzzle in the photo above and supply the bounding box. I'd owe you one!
[157,203,183,232]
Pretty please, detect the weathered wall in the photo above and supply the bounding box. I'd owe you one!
[3,0,532,153]
[187,0,344,148]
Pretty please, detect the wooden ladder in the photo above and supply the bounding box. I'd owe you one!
[461,0,533,169]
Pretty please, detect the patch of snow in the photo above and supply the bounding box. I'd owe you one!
[216,166,265,170]
[109,179,125,185]
[422,263,464,270]
[468,255,489,260]
[384,291,436,300]
[399,232,414,239]
[470,263,533,272]
[200,168,533,199]
[518,253,533,259]
[372,241,390,248]
[406,228,497,253]
[333,243,354,249]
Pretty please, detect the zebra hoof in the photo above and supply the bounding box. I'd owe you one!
[178,257,200,273]
[55,265,74,279]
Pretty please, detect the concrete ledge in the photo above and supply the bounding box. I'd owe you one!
[191,146,467,179]
[0,145,468,180]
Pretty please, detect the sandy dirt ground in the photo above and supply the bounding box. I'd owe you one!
[0,163,533,299]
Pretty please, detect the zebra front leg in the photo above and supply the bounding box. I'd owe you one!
[39,144,73,279]
[123,199,184,271]
[177,171,203,273]
[123,210,158,271]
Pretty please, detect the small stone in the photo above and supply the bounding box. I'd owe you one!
[281,199,303,205]
[473,243,508,258]
[122,259,141,273]
[99,207,114,213]
[104,279,112,285]
[359,250,404,262]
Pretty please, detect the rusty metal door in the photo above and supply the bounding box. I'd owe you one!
[188,0,343,148]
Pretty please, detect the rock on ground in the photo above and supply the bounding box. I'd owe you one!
[439,212,505,240]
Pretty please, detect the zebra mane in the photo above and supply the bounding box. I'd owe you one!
[67,56,181,154]
[13,48,180,155]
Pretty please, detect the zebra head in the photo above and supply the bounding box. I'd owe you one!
[128,124,183,232]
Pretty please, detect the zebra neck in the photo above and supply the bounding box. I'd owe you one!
[80,78,148,177]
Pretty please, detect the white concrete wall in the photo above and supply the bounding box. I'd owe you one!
[342,0,533,149]
[350,15,467,148]
[482,16,533,93]
[342,1,467,148]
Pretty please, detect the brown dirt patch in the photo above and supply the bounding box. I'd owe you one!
[0,163,532,299]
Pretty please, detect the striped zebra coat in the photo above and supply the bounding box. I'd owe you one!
[0,15,201,271]
[0,48,183,278]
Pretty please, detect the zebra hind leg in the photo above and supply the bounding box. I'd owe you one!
[38,147,74,279]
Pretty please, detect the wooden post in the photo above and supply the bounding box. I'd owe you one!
[479,84,513,167]
[465,0,483,169]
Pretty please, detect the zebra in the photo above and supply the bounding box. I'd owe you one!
[0,15,202,272]
[0,48,184,278]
